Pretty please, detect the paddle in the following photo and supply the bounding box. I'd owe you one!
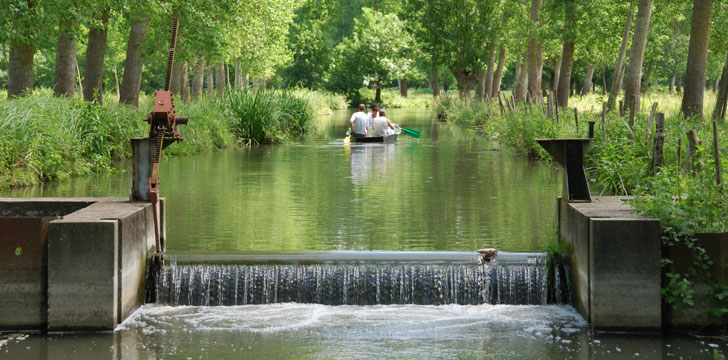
[401,128,420,138]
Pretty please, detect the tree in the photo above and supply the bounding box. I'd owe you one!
[119,12,149,107]
[623,0,653,114]
[0,0,45,98]
[329,8,418,102]
[527,0,543,101]
[556,0,576,108]
[681,0,713,119]
[83,7,110,104]
[607,1,635,111]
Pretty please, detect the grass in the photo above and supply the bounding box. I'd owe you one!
[0,88,339,189]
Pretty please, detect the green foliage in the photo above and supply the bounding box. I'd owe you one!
[218,90,315,145]
[0,90,144,188]
[0,87,334,188]
[662,271,695,307]
[328,8,419,93]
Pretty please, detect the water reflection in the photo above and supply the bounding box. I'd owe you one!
[348,143,396,186]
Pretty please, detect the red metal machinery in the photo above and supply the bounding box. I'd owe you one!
[145,17,187,253]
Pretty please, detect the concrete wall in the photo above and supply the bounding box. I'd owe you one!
[0,198,163,331]
[0,217,56,330]
[558,196,662,331]
[665,232,728,329]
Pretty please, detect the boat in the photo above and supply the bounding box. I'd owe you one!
[351,134,398,143]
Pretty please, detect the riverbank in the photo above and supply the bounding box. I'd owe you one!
[0,88,347,189]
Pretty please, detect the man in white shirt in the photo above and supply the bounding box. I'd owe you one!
[350,104,368,138]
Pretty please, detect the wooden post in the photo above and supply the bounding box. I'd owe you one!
[574,108,579,130]
[677,138,682,170]
[601,102,607,135]
[555,103,560,123]
[644,102,658,141]
[498,94,505,114]
[652,113,665,175]
[714,121,722,187]
[686,127,702,175]
[588,121,595,138]
[629,94,636,129]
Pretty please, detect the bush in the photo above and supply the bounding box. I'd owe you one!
[0,92,144,188]
[214,89,316,145]
[0,88,332,188]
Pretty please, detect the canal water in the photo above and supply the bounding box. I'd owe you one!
[4,110,561,253]
[2,110,726,359]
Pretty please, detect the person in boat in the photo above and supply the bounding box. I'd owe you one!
[371,109,395,137]
[367,103,379,134]
[349,104,368,138]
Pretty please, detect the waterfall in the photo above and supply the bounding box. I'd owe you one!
[150,252,569,306]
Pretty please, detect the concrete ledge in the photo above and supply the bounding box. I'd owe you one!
[0,197,163,331]
[558,196,662,331]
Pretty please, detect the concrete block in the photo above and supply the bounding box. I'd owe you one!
[47,220,118,330]
[589,218,661,330]
[558,196,662,330]
[0,217,56,330]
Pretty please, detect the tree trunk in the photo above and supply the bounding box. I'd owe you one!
[170,61,184,94]
[713,77,719,92]
[181,63,190,101]
[477,68,487,100]
[711,52,728,121]
[623,0,654,115]
[642,59,653,92]
[582,64,595,96]
[527,0,543,101]
[607,2,635,111]
[551,55,562,94]
[191,56,204,99]
[235,58,242,90]
[677,75,682,93]
[206,66,214,95]
[83,10,109,104]
[431,62,440,97]
[491,44,507,98]
[375,84,382,103]
[557,1,576,110]
[244,74,249,89]
[681,0,713,119]
[452,67,477,99]
[400,78,408,97]
[485,45,496,98]
[601,68,607,95]
[119,17,149,107]
[7,44,34,98]
[669,76,675,93]
[215,62,225,93]
[557,0,577,107]
[515,54,529,101]
[53,30,77,97]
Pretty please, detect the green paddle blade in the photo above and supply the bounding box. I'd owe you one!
[401,128,420,138]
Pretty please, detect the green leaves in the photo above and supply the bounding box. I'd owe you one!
[328,8,418,93]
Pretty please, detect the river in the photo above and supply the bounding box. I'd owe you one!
[2,109,725,359]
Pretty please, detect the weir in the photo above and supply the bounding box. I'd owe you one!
[149,251,572,306]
